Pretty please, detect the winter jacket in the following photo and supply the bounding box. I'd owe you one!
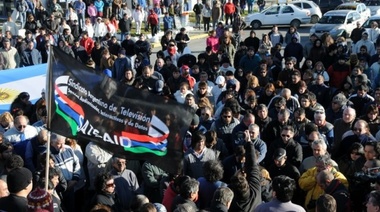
[224,2,235,14]
[21,48,41,66]
[132,9,144,22]
[87,5,97,16]
[80,37,94,55]
[299,167,348,211]
[229,141,262,212]
[327,62,350,89]
[212,3,222,22]
[94,0,104,12]
[324,179,351,212]
[0,47,20,69]
[94,22,107,38]
[51,145,82,181]
[112,56,132,81]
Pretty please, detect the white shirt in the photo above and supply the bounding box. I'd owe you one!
[4,125,38,143]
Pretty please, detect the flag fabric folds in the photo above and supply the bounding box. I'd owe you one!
[0,64,46,114]
[46,47,192,174]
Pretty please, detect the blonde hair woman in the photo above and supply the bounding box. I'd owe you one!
[0,112,14,134]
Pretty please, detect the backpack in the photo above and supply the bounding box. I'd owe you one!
[149,14,158,25]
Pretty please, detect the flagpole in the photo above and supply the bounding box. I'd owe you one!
[45,131,51,191]
[44,45,53,191]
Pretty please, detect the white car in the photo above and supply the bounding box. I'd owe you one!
[310,10,364,39]
[362,15,380,32]
[290,0,322,24]
[335,2,371,20]
[244,4,311,29]
[365,0,380,16]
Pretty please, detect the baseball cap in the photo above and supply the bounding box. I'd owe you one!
[273,148,286,160]
[215,76,225,85]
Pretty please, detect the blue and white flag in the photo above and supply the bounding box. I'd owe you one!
[0,64,47,114]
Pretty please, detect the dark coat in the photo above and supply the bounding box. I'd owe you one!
[21,48,42,66]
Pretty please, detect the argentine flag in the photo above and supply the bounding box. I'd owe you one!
[0,64,47,114]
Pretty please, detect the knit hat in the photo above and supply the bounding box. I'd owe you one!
[7,167,32,193]
[103,69,112,78]
[27,188,54,211]
[332,93,348,106]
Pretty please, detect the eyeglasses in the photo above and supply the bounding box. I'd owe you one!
[281,134,290,138]
[106,183,115,188]
[17,125,26,130]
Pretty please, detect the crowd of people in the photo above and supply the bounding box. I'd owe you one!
[2,0,380,211]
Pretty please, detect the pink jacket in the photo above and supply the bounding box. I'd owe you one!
[206,36,219,53]
[87,5,97,17]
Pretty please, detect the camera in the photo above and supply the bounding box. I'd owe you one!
[353,167,380,183]
[236,131,246,139]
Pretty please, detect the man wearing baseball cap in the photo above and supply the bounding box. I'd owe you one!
[267,148,300,181]
[0,167,33,211]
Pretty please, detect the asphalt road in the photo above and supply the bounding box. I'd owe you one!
[150,23,315,60]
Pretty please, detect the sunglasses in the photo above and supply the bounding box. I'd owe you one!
[223,115,232,118]
[18,125,26,130]
[106,183,115,188]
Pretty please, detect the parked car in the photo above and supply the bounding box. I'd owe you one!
[362,15,380,33]
[312,0,344,14]
[335,2,371,20]
[244,4,311,29]
[365,0,380,16]
[310,10,364,39]
[291,0,323,23]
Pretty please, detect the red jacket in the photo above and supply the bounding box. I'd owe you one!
[162,183,177,212]
[80,37,94,55]
[224,3,235,14]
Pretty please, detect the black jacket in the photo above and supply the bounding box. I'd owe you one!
[228,141,262,212]
[325,179,351,212]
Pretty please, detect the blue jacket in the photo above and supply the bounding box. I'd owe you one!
[163,16,173,29]
[112,56,132,81]
[94,0,104,12]
[21,48,42,66]
[239,54,261,73]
